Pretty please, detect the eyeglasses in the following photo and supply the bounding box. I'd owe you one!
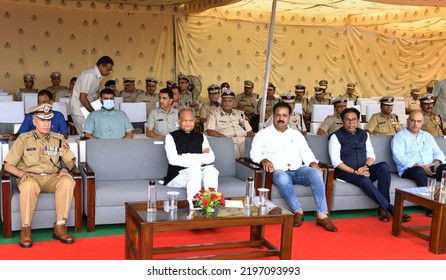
[343,118,358,123]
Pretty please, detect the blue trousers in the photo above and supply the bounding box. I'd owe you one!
[272,166,328,214]
[335,162,392,211]
[402,164,446,187]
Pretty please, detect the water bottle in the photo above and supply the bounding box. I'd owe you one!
[245,176,255,207]
[147,180,157,212]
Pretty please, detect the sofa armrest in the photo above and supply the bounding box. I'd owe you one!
[235,158,263,192]
[316,162,334,215]
[1,166,13,238]
[70,164,83,233]
[79,162,97,232]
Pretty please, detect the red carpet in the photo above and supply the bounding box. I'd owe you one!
[1,214,445,260]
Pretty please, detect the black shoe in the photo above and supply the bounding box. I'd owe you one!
[426,209,433,217]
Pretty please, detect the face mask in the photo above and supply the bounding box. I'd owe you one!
[221,87,228,93]
[103,99,115,110]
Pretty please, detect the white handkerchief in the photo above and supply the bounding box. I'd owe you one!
[225,200,244,208]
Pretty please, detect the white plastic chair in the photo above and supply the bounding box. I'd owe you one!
[311,104,333,122]
[0,95,13,102]
[119,102,147,123]
[293,103,302,114]
[52,101,68,121]
[0,101,25,123]
[365,104,381,122]
[22,93,38,113]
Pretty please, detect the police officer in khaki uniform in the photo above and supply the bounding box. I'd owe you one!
[295,84,309,125]
[235,80,259,123]
[419,93,445,136]
[135,76,159,118]
[199,84,221,128]
[257,83,278,122]
[46,71,68,102]
[308,86,331,116]
[404,88,421,115]
[119,77,144,102]
[263,92,307,134]
[319,80,332,98]
[317,96,347,135]
[15,73,38,101]
[207,90,255,159]
[177,73,199,111]
[365,96,402,135]
[3,104,76,248]
[342,83,359,105]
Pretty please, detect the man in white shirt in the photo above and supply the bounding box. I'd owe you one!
[250,102,337,232]
[164,108,219,208]
[69,56,114,135]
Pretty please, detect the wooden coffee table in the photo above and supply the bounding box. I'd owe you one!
[392,187,446,254]
[125,199,294,260]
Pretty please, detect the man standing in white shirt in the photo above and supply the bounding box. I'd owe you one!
[69,56,114,135]
[250,102,337,232]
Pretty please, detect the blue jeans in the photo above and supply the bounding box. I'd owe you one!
[272,166,328,214]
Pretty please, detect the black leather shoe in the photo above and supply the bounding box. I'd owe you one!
[426,209,433,217]
[378,208,389,222]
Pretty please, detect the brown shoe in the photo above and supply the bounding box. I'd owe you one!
[378,208,390,222]
[316,217,337,232]
[402,213,412,223]
[293,212,304,227]
[53,223,74,244]
[19,226,32,248]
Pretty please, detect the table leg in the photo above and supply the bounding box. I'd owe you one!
[280,215,293,260]
[391,189,403,237]
[429,204,446,254]
[139,224,154,260]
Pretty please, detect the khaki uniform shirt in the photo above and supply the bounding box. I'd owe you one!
[365,112,402,135]
[319,114,343,135]
[15,88,38,101]
[207,107,252,137]
[199,102,219,121]
[46,85,68,101]
[146,107,179,136]
[342,93,359,105]
[235,92,259,121]
[179,90,198,108]
[4,131,76,174]
[422,112,444,136]
[257,96,278,121]
[308,97,331,114]
[119,89,144,103]
[404,96,420,112]
[135,91,159,117]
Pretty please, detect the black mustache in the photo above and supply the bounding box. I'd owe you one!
[277,120,285,123]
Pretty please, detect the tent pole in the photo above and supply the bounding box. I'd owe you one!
[258,0,278,130]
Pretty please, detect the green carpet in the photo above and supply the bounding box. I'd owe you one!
[0,206,426,245]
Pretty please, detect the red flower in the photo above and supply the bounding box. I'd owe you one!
[208,187,216,192]
[201,199,209,206]
[220,196,225,205]
[210,193,217,200]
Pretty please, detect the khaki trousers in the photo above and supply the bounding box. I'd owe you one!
[17,174,75,226]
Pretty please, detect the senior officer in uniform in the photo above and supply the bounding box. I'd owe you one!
[404,88,421,115]
[342,83,359,105]
[135,76,160,118]
[263,92,307,134]
[146,87,179,138]
[365,96,402,135]
[3,104,76,248]
[317,96,347,135]
[207,90,255,159]
[419,93,446,136]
